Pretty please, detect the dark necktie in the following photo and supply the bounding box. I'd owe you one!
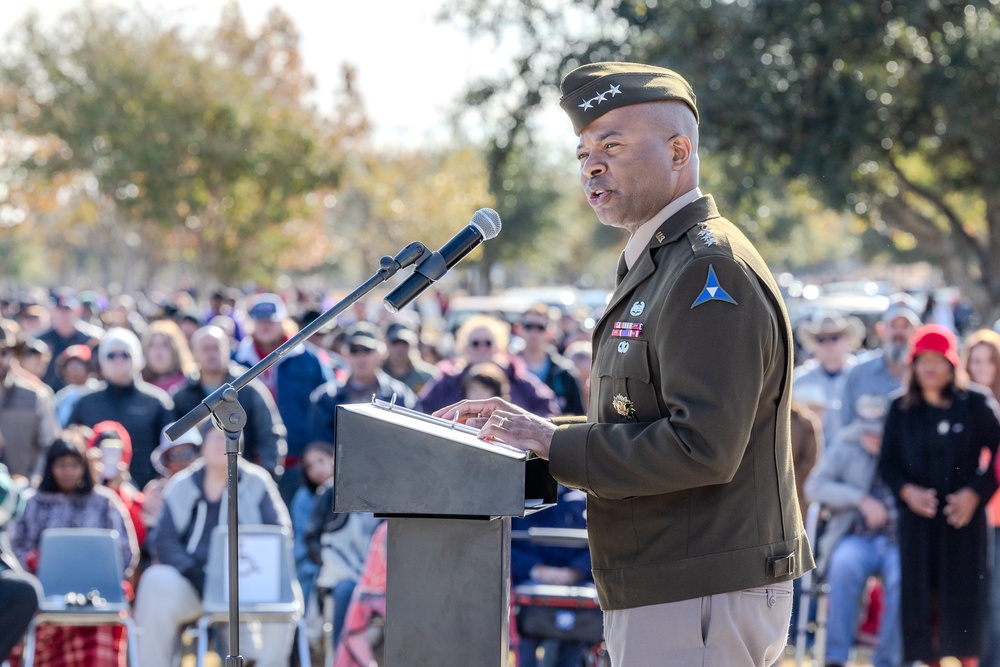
[615,252,629,287]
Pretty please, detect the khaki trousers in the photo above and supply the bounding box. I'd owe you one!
[604,582,793,666]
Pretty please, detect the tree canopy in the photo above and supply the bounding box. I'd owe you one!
[446,0,1000,322]
[0,2,341,287]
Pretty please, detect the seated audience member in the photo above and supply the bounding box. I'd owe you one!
[461,362,511,401]
[141,319,197,395]
[305,476,381,650]
[291,441,336,605]
[134,422,293,667]
[140,423,202,536]
[52,344,99,427]
[85,421,147,550]
[0,463,41,663]
[382,321,440,395]
[67,327,175,489]
[173,325,286,478]
[563,340,593,408]
[0,319,58,485]
[10,434,138,667]
[419,314,560,416]
[332,522,388,667]
[512,485,593,667]
[308,323,418,445]
[515,304,586,416]
[804,395,901,667]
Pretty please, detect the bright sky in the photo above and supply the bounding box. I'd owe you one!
[1,0,508,147]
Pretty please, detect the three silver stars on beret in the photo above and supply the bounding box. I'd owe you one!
[579,84,622,111]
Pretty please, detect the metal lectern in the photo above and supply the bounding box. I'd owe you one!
[334,400,557,666]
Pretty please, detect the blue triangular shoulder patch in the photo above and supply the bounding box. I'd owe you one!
[690,264,739,308]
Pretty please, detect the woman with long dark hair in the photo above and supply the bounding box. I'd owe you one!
[879,324,1000,667]
[10,434,138,667]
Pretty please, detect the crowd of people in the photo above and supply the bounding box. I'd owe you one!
[794,295,1000,667]
[0,285,595,666]
[1,280,1000,665]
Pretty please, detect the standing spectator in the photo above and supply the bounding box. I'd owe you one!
[141,319,196,395]
[840,295,921,427]
[381,321,440,395]
[793,311,863,448]
[67,327,175,489]
[516,304,586,417]
[0,462,41,664]
[308,323,418,445]
[879,324,1000,666]
[0,320,58,483]
[173,325,286,478]
[10,434,138,667]
[234,293,329,504]
[53,344,99,427]
[961,328,1000,667]
[36,291,103,392]
[420,314,560,416]
[804,394,902,667]
[133,423,293,667]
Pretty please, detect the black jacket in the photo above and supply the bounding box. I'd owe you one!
[172,364,287,478]
[68,379,175,488]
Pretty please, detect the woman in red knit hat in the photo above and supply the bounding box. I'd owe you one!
[879,324,1000,667]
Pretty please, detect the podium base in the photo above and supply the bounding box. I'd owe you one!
[386,516,511,666]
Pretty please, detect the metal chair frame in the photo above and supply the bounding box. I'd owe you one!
[22,527,139,667]
[194,524,310,667]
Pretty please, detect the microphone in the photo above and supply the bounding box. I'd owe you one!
[383,208,502,313]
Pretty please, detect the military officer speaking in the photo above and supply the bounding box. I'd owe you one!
[435,62,813,666]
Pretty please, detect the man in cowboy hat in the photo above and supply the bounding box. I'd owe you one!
[794,311,865,448]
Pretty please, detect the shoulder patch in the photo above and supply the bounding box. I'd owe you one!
[690,264,738,308]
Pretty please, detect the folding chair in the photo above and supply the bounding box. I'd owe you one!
[195,524,310,667]
[794,501,829,667]
[23,528,139,667]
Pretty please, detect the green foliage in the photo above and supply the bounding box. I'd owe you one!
[444,0,1000,322]
[0,2,341,286]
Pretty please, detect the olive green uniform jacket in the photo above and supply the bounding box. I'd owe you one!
[549,195,814,610]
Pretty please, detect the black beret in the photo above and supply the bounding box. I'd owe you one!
[559,62,699,135]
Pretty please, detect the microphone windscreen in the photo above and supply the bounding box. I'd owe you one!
[471,208,502,240]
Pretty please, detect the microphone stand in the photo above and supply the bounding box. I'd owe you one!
[166,241,428,667]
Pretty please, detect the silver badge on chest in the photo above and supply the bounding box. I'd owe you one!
[618,341,630,353]
[630,301,645,316]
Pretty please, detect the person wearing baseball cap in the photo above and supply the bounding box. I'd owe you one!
[434,62,812,663]
[878,323,1000,665]
[840,294,922,426]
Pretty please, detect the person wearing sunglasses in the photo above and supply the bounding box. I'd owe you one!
[793,311,865,449]
[67,327,176,489]
[516,303,586,417]
[307,322,418,446]
[419,314,560,417]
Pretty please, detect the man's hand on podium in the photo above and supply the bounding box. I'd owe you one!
[433,398,557,460]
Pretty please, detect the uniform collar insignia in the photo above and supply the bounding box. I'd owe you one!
[612,394,636,419]
[691,264,738,308]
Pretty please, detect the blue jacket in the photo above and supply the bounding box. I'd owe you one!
[234,338,331,459]
[308,371,419,445]
[511,486,592,585]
